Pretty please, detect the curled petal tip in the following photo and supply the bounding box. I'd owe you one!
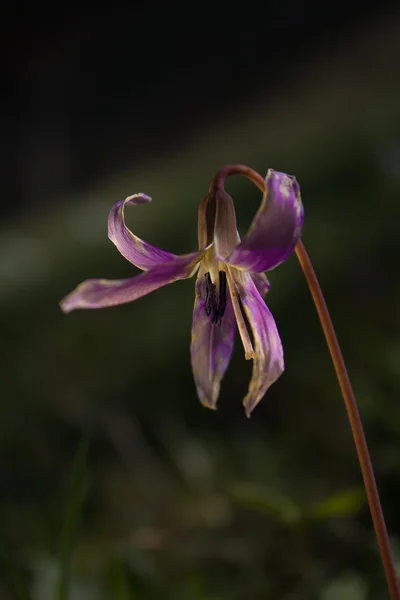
[200,399,218,411]
[59,286,85,313]
[245,407,252,419]
[124,192,152,204]
[59,280,106,313]
[243,396,259,418]
[59,299,71,314]
[108,192,176,271]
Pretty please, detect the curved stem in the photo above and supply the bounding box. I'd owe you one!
[295,240,399,599]
[210,164,400,599]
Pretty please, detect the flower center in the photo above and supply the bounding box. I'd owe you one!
[204,271,227,326]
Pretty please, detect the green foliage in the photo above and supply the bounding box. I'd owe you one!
[232,483,302,525]
[308,487,366,521]
[55,434,90,600]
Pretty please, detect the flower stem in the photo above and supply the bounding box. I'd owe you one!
[295,239,399,599]
[210,164,400,599]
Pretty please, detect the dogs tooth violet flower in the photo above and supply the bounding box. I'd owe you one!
[60,169,304,415]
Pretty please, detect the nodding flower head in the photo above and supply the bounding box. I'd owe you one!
[60,169,304,415]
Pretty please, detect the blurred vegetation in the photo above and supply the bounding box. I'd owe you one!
[1,11,400,600]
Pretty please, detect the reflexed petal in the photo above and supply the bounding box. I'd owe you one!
[238,274,284,416]
[191,274,236,409]
[108,193,176,270]
[197,193,216,249]
[251,272,271,297]
[225,170,304,273]
[60,251,204,313]
[213,189,240,259]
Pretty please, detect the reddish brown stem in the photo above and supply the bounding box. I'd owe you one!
[210,164,400,599]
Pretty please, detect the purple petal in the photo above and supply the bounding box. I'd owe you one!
[225,170,304,273]
[238,273,284,416]
[60,251,203,313]
[108,193,176,270]
[251,272,271,297]
[190,273,236,409]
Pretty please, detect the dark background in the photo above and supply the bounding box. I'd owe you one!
[1,4,400,599]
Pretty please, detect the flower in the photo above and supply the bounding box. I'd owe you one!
[60,169,304,415]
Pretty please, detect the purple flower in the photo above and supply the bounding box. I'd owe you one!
[61,169,304,415]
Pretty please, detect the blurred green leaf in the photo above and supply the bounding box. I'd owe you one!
[308,487,365,521]
[105,560,134,600]
[232,483,302,525]
[0,544,32,600]
[322,572,366,600]
[54,433,91,600]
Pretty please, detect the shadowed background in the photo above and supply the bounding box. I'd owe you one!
[1,5,400,599]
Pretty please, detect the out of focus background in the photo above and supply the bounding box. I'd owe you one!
[1,5,400,599]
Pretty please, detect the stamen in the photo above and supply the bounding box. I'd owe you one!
[204,271,227,326]
[226,268,255,360]
[204,272,217,320]
[205,272,212,316]
[217,271,227,322]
